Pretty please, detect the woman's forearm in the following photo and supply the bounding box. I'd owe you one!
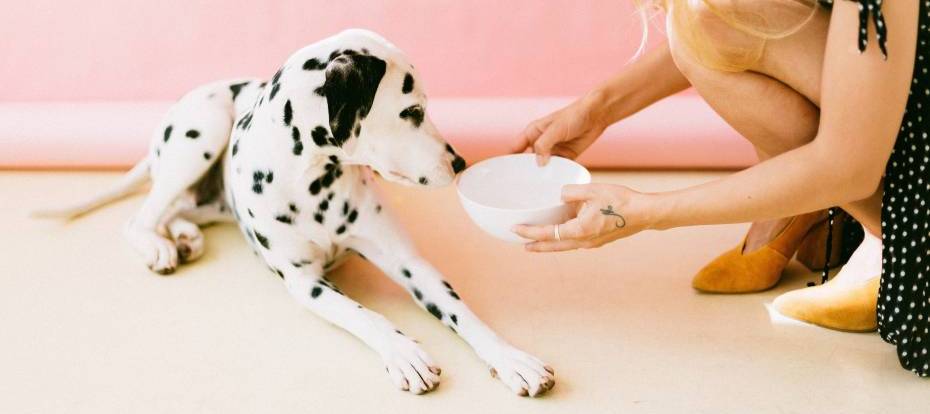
[584,41,691,127]
[650,139,879,230]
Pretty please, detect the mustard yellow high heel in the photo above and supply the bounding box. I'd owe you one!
[692,212,825,293]
[772,277,879,332]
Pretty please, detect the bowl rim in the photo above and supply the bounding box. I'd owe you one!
[455,154,592,213]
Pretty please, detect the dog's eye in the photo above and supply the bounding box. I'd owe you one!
[399,105,424,128]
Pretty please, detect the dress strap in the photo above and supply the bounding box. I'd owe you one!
[855,0,888,58]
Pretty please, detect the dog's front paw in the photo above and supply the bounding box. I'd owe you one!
[379,332,441,395]
[482,344,554,397]
[168,219,204,263]
[141,235,179,275]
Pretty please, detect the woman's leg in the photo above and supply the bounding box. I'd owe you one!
[667,3,881,241]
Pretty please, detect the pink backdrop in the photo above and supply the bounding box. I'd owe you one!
[0,1,754,170]
[1,0,656,101]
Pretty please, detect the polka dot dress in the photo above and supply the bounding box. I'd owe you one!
[820,0,930,377]
[874,0,930,378]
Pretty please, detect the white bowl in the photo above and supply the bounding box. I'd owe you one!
[456,154,592,242]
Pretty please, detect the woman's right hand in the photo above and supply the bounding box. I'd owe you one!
[511,93,609,166]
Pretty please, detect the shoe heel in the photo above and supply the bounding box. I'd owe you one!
[796,213,847,271]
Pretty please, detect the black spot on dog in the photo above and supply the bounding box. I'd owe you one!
[402,73,414,93]
[319,53,386,146]
[321,170,335,188]
[232,140,239,156]
[336,225,346,235]
[426,303,443,320]
[229,81,250,100]
[394,329,404,335]
[163,125,173,142]
[314,213,324,224]
[303,58,326,71]
[319,199,329,211]
[311,286,323,298]
[237,112,254,130]
[442,281,452,289]
[449,291,460,300]
[247,209,254,218]
[354,124,361,137]
[254,230,270,249]
[401,268,412,278]
[413,288,423,301]
[327,192,335,201]
[275,268,284,278]
[375,204,382,213]
[291,126,303,156]
[452,156,467,174]
[252,174,264,194]
[275,215,292,224]
[268,67,283,100]
[203,152,211,160]
[265,172,273,183]
[348,209,358,223]
[311,126,330,146]
[399,105,424,127]
[156,149,161,157]
[314,86,325,96]
[186,129,200,139]
[329,155,340,164]
[269,83,281,100]
[283,100,293,125]
[289,203,298,213]
[308,179,322,195]
[450,314,458,325]
[418,177,429,185]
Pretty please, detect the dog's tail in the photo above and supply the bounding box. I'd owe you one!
[32,157,152,220]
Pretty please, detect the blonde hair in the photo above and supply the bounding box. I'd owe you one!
[634,0,820,72]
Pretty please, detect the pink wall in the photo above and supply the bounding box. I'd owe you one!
[1,0,659,101]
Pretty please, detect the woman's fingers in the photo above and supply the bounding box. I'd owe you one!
[512,218,587,242]
[532,126,565,166]
[512,118,551,154]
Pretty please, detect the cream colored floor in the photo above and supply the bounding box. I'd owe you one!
[1,171,927,414]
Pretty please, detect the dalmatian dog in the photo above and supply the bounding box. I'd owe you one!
[36,29,554,396]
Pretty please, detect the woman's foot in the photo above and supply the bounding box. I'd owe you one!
[743,217,796,254]
[772,232,881,332]
[692,212,824,293]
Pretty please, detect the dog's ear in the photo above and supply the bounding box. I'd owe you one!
[318,52,386,148]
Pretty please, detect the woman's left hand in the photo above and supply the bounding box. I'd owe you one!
[512,183,656,252]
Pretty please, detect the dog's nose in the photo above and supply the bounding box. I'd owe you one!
[451,156,467,174]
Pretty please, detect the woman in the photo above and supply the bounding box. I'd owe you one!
[512,0,929,377]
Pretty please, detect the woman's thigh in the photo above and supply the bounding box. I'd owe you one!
[666,1,831,157]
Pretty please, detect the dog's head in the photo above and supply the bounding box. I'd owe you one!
[318,30,466,187]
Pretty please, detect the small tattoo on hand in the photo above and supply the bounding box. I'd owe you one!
[600,205,626,228]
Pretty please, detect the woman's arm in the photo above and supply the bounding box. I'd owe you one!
[512,41,690,164]
[586,41,692,126]
[514,0,918,250]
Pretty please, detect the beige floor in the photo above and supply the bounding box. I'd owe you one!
[1,170,926,414]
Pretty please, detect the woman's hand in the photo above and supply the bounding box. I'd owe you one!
[512,183,657,252]
[512,94,608,166]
